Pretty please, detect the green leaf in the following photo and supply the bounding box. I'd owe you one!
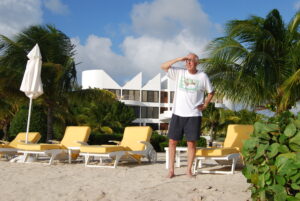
[264,123,280,133]
[254,144,268,160]
[284,123,297,137]
[275,175,286,185]
[275,153,296,175]
[289,131,300,152]
[278,144,290,153]
[291,183,300,190]
[294,119,300,129]
[279,134,288,144]
[267,143,280,158]
[254,122,265,135]
[269,184,287,201]
[251,174,259,185]
[258,174,266,187]
[290,173,300,183]
[242,138,258,152]
[287,196,300,201]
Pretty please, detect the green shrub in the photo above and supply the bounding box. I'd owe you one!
[242,111,300,200]
[88,132,123,145]
[9,105,47,142]
[151,132,168,152]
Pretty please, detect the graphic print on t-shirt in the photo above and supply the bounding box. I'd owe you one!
[178,76,200,92]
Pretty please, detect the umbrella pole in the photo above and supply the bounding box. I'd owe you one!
[25,98,33,144]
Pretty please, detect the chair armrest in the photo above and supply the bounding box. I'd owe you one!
[48,140,60,144]
[128,141,157,163]
[108,140,121,145]
[76,141,88,145]
[0,140,9,145]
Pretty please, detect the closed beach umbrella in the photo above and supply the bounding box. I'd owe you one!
[20,44,43,143]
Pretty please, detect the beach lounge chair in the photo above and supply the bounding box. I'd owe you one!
[193,124,254,174]
[0,132,41,159]
[79,126,157,168]
[16,126,91,164]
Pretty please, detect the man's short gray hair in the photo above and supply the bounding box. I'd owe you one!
[189,52,199,63]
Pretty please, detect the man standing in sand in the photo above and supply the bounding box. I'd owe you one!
[161,53,214,178]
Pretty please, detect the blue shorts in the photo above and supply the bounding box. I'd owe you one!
[167,114,202,141]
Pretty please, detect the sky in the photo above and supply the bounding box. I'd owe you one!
[1,0,300,85]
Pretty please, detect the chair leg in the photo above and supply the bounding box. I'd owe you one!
[231,157,237,174]
[193,158,199,174]
[113,154,121,168]
[84,155,90,166]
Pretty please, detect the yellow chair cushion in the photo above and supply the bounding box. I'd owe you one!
[17,143,62,151]
[223,125,254,149]
[120,126,152,151]
[8,132,41,149]
[0,144,10,148]
[60,126,91,148]
[80,145,125,154]
[195,147,239,157]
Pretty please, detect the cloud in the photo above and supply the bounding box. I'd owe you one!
[43,0,69,15]
[294,1,300,10]
[72,35,134,85]
[0,0,42,37]
[131,0,213,39]
[74,0,218,85]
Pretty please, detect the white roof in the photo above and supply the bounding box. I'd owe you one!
[122,72,142,90]
[142,73,161,91]
[82,70,121,89]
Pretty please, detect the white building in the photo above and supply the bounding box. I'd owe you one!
[82,69,175,131]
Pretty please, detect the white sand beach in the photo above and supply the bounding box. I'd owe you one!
[0,153,251,201]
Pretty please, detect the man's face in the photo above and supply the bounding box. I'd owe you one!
[185,54,198,71]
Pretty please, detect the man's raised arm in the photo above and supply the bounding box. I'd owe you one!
[161,57,187,72]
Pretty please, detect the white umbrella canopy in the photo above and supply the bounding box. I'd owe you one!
[20,44,43,143]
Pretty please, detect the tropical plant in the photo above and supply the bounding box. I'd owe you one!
[242,111,300,200]
[202,9,300,113]
[0,25,77,141]
[8,104,47,142]
[68,89,136,134]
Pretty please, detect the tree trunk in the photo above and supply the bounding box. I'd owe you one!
[2,123,8,140]
[46,106,54,141]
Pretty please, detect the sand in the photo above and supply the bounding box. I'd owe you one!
[0,153,251,201]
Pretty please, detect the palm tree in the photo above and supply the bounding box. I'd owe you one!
[68,89,136,134]
[0,25,77,140]
[202,9,300,113]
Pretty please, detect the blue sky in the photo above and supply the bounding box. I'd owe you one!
[1,0,300,85]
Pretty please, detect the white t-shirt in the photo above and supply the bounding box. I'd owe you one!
[167,67,214,117]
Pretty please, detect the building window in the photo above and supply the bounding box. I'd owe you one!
[141,107,159,118]
[160,91,168,103]
[122,90,140,101]
[142,90,159,102]
[160,107,168,114]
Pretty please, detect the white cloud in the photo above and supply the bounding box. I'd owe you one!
[295,1,300,10]
[131,0,213,39]
[74,0,218,85]
[0,0,42,37]
[43,0,69,15]
[72,35,134,85]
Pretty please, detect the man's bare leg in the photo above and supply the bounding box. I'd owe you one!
[167,139,178,178]
[187,141,196,177]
